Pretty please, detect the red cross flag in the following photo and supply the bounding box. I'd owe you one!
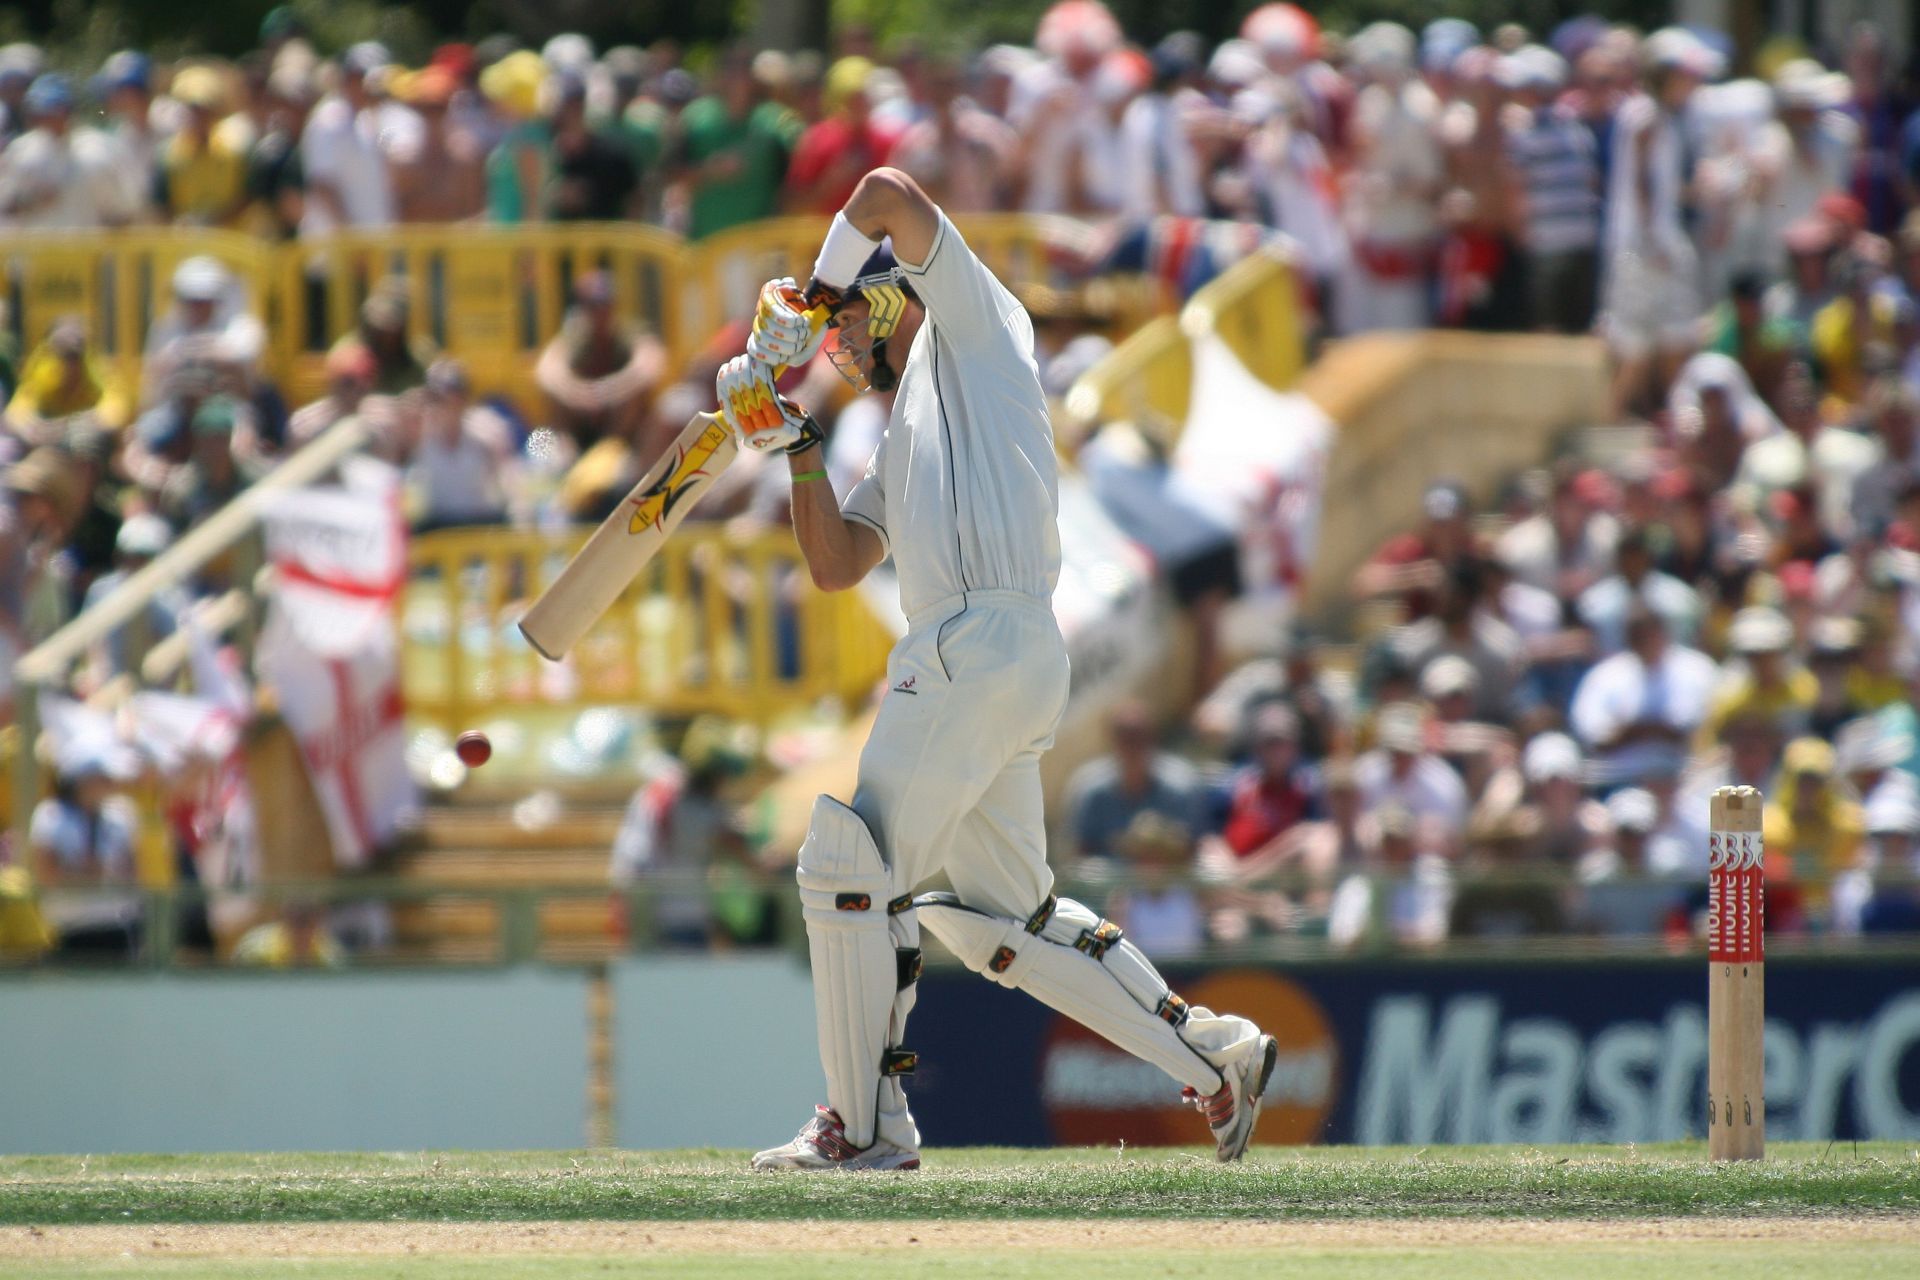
[255,459,417,868]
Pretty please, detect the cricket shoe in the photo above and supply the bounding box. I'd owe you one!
[1184,1034,1279,1163]
[749,1106,921,1172]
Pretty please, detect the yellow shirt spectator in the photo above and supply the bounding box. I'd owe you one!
[1763,738,1865,913]
[1697,607,1813,748]
[5,325,134,429]
[1699,667,1817,748]
[1809,291,1899,406]
[161,67,247,227]
[162,130,248,226]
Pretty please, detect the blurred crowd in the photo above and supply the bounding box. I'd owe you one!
[7,2,1920,961]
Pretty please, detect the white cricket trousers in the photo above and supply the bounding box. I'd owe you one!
[853,590,1068,920]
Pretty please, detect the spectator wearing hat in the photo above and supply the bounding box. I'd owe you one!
[1833,712,1919,813]
[140,257,267,408]
[1450,803,1572,941]
[407,360,514,532]
[337,280,433,396]
[1353,701,1469,838]
[388,66,485,224]
[1765,736,1865,924]
[1576,525,1701,655]
[535,270,667,445]
[160,66,248,227]
[300,45,395,239]
[1737,362,1877,537]
[241,63,315,241]
[1833,787,1920,935]
[1504,44,1600,334]
[1104,811,1205,958]
[1599,29,1711,419]
[1749,60,1860,277]
[1063,698,1208,867]
[1423,653,1512,795]
[476,50,549,225]
[674,46,799,239]
[29,733,143,959]
[1804,616,1865,738]
[1337,22,1444,333]
[5,319,133,442]
[1326,799,1454,949]
[547,72,638,221]
[95,51,159,224]
[0,447,80,669]
[783,55,900,216]
[81,513,180,676]
[1113,35,1207,220]
[1571,786,1690,937]
[0,73,134,229]
[1570,603,1719,787]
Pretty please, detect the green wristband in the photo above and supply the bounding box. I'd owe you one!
[790,468,829,484]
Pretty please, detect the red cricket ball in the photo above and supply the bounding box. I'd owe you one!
[455,730,492,768]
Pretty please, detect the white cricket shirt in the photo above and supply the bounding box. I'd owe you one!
[841,214,1061,621]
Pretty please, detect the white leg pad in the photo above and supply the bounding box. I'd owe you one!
[797,794,907,1149]
[917,894,1262,1094]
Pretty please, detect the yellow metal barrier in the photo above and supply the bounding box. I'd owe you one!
[3,215,1158,414]
[1182,249,1304,392]
[0,228,273,390]
[270,223,687,406]
[1060,246,1304,448]
[404,524,892,736]
[1059,314,1192,445]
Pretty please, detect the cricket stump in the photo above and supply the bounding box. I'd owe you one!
[1707,785,1765,1160]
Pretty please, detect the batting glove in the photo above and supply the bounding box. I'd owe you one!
[716,355,824,456]
[746,276,833,371]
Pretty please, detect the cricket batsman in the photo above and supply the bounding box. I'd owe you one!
[714,168,1278,1171]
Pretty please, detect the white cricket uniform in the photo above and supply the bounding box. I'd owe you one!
[788,216,1261,1161]
[839,214,1069,921]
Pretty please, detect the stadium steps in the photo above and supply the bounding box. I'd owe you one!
[385,803,627,963]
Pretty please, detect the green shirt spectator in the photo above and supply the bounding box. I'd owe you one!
[677,92,797,239]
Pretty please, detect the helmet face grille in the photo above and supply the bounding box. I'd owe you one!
[825,273,911,393]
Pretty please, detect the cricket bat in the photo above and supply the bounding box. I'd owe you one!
[518,412,738,661]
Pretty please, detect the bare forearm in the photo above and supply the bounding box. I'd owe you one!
[787,445,880,591]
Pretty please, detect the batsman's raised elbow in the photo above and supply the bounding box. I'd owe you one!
[807,561,862,593]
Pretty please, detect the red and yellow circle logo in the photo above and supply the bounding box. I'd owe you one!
[1038,968,1339,1147]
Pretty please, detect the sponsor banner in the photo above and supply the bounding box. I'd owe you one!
[906,957,1920,1145]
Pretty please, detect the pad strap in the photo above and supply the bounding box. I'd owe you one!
[881,1049,917,1077]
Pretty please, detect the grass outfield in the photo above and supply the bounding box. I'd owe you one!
[1,1144,1917,1225]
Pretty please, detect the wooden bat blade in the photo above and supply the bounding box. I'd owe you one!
[517,412,738,661]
